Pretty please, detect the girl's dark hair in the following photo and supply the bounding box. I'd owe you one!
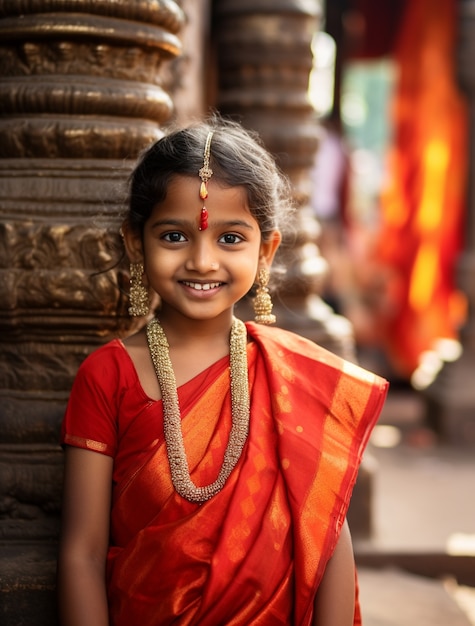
[126,115,293,240]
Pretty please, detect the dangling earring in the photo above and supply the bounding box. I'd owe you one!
[253,268,276,325]
[128,262,149,317]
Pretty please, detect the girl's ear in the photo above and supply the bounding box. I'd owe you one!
[259,230,282,268]
[121,220,144,263]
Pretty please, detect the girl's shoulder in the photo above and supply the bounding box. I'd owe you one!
[74,337,140,396]
[63,338,142,458]
[78,338,129,373]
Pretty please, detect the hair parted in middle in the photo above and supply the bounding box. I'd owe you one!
[125,115,294,242]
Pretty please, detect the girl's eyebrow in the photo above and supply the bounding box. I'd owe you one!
[216,219,255,231]
[150,218,188,229]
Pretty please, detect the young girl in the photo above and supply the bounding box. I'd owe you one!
[57,117,388,626]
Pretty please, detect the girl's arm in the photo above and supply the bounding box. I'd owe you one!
[57,446,113,626]
[313,519,356,626]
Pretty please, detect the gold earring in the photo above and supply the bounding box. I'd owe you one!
[128,262,149,317]
[253,268,276,325]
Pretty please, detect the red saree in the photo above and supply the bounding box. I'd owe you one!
[62,322,388,625]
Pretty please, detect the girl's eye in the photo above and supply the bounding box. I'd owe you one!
[219,233,243,244]
[163,232,186,243]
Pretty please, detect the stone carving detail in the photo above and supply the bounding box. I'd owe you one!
[0,0,184,27]
[0,1,184,158]
[0,0,184,369]
[0,449,63,521]
[0,223,123,309]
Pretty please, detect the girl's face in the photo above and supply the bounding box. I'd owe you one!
[125,175,280,326]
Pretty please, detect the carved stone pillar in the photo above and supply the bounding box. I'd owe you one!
[212,0,355,360]
[0,1,183,622]
[424,0,475,445]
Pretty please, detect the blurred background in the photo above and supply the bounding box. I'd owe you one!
[308,4,475,621]
[310,0,468,387]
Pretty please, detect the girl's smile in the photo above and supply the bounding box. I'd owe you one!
[181,280,223,292]
[129,174,279,326]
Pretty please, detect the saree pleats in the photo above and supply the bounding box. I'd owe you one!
[107,343,295,625]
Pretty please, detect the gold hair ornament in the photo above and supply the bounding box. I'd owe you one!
[198,131,214,231]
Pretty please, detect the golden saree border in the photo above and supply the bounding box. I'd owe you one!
[62,433,111,454]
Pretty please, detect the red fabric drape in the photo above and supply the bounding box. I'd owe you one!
[373,0,467,377]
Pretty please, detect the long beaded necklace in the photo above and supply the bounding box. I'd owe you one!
[146,316,250,503]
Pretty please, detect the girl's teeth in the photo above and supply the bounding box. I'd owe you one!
[185,282,220,291]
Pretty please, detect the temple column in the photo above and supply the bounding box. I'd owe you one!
[0,1,183,622]
[212,0,355,360]
[424,0,475,445]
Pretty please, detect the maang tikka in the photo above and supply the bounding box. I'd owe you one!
[198,131,214,231]
[253,268,276,325]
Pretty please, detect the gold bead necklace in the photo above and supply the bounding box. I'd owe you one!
[146,317,250,503]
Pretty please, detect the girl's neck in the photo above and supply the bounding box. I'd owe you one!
[154,308,236,350]
[148,310,237,389]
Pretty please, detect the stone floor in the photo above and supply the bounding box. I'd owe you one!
[354,388,475,625]
[359,568,475,626]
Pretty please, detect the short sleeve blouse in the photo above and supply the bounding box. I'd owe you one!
[61,339,165,488]
[61,339,231,490]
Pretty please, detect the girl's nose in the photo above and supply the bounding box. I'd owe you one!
[185,240,219,273]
